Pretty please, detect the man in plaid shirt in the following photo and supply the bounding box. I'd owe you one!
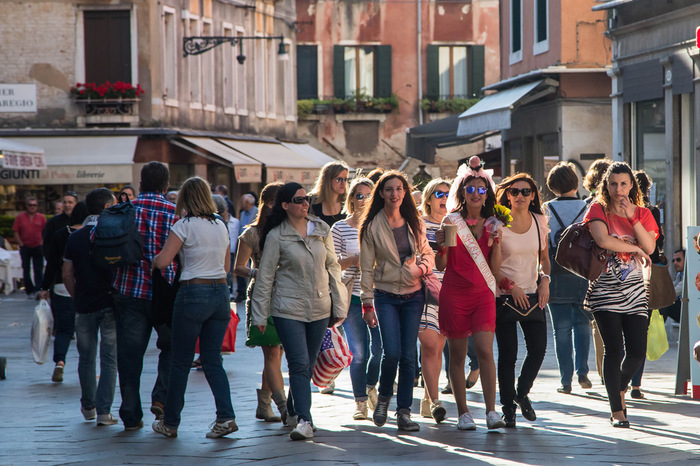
[113,162,178,430]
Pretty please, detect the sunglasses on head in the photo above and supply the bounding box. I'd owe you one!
[433,191,449,199]
[507,187,533,197]
[355,193,371,200]
[335,177,348,183]
[465,186,488,195]
[290,195,311,204]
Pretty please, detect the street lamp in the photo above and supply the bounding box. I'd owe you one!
[183,35,288,63]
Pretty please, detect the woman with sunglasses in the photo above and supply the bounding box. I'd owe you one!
[435,158,505,430]
[584,162,656,427]
[417,178,451,424]
[330,177,383,420]
[309,161,350,227]
[359,171,434,432]
[494,173,550,428]
[251,182,346,440]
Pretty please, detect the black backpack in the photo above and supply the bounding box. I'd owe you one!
[548,202,588,275]
[92,193,144,269]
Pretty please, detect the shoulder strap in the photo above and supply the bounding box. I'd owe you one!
[448,213,496,296]
[531,213,541,274]
[548,204,565,231]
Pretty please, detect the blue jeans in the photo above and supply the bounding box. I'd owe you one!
[75,308,117,415]
[273,316,328,424]
[19,245,43,294]
[548,303,591,386]
[52,292,76,364]
[164,283,234,427]
[374,289,424,412]
[114,295,172,428]
[342,300,383,400]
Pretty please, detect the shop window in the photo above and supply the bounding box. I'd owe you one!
[426,45,484,100]
[533,0,549,55]
[333,45,392,99]
[510,0,523,64]
[84,10,132,84]
[297,45,318,100]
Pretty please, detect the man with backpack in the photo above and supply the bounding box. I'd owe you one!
[111,162,179,431]
[63,188,119,426]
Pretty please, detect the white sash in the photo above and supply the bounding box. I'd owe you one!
[447,212,497,296]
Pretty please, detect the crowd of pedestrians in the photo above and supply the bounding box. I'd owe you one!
[8,155,683,441]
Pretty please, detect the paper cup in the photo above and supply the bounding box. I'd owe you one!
[443,224,457,247]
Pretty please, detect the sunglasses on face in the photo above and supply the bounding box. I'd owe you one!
[355,193,371,200]
[433,191,449,199]
[26,203,38,207]
[507,187,533,197]
[465,186,488,195]
[335,177,348,184]
[673,257,682,263]
[290,196,311,204]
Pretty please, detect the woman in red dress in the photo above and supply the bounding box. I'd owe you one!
[436,157,505,431]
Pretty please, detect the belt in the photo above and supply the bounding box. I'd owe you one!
[180,278,227,286]
[375,289,421,300]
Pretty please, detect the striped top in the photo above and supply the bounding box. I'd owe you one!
[330,220,361,296]
[423,218,445,282]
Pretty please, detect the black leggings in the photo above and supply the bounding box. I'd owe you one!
[593,311,648,413]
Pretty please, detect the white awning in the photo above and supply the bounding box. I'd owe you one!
[281,143,337,166]
[457,80,552,137]
[0,138,46,170]
[181,137,262,183]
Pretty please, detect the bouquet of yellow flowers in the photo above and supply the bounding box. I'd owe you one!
[484,205,512,246]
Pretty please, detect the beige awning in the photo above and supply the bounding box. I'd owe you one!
[180,137,262,183]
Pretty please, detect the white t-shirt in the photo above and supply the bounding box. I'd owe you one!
[500,213,548,294]
[171,216,229,281]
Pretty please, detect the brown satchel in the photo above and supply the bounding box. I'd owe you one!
[647,263,676,309]
[555,218,610,281]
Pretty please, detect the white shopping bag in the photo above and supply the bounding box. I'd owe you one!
[31,299,53,364]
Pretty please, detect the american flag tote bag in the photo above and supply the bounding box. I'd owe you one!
[312,327,353,388]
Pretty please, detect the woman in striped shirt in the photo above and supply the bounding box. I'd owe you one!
[330,177,382,420]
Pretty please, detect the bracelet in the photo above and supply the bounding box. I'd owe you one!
[499,277,514,292]
[362,304,374,315]
[540,274,551,282]
[248,268,257,278]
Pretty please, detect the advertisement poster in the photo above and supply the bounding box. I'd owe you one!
[685,226,700,397]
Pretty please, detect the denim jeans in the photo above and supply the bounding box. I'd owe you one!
[164,283,234,427]
[76,308,117,415]
[342,300,383,399]
[374,289,424,412]
[114,295,172,428]
[52,292,76,364]
[273,316,328,424]
[496,319,547,406]
[548,303,591,386]
[19,245,43,294]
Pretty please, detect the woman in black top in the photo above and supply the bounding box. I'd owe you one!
[309,161,350,226]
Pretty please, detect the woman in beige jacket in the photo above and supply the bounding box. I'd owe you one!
[251,182,346,441]
[359,171,434,432]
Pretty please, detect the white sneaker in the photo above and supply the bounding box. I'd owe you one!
[206,419,238,438]
[97,413,119,426]
[290,420,314,440]
[458,412,476,430]
[486,411,506,429]
[320,381,335,395]
[81,406,96,421]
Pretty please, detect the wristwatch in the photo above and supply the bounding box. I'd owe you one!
[540,274,551,282]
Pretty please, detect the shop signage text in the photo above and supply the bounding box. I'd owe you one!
[0,164,132,185]
[0,152,47,170]
[0,84,37,113]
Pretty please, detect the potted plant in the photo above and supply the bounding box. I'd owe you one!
[70,81,145,115]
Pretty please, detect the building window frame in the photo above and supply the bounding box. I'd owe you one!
[185,12,202,109]
[283,38,295,121]
[222,23,235,114]
[236,27,248,116]
[201,18,215,111]
[509,0,523,65]
[533,0,549,55]
[162,6,178,107]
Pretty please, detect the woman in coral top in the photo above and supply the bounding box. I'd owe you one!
[436,157,506,431]
[584,162,656,428]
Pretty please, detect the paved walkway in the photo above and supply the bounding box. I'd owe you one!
[0,292,699,465]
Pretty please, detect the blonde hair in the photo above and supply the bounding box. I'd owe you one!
[420,178,451,216]
[310,161,350,206]
[343,177,374,215]
[175,176,217,218]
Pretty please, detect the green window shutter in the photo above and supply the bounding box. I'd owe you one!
[469,45,485,98]
[426,44,439,100]
[297,45,318,100]
[333,45,345,98]
[375,45,392,98]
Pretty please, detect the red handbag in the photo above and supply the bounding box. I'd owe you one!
[196,304,240,354]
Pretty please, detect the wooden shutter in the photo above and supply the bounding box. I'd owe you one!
[333,45,345,98]
[84,10,132,84]
[426,44,439,100]
[375,45,392,98]
[296,45,318,100]
[468,45,485,98]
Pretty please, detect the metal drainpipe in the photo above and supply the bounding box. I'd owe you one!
[417,0,423,126]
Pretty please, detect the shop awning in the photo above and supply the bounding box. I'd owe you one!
[0,138,46,170]
[179,137,262,183]
[281,143,337,167]
[218,139,328,185]
[457,80,555,137]
[0,136,136,184]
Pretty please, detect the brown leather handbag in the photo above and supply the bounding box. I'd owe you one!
[647,263,676,309]
[555,218,610,281]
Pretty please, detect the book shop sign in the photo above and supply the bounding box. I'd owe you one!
[0,85,37,113]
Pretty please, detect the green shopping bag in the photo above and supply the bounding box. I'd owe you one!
[246,316,281,347]
[646,309,669,361]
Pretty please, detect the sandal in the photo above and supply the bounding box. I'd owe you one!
[191,358,202,369]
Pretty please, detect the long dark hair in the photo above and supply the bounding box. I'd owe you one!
[359,170,422,244]
[496,173,544,215]
[252,181,283,234]
[596,161,643,211]
[259,182,303,251]
[453,175,496,219]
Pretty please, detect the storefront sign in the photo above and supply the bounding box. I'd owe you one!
[0,152,47,170]
[235,165,263,183]
[0,164,132,185]
[0,84,37,113]
[267,168,319,185]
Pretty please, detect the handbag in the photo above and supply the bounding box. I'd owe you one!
[555,218,610,281]
[647,263,676,310]
[312,327,353,388]
[196,304,240,353]
[422,272,441,307]
[31,299,53,364]
[646,309,669,360]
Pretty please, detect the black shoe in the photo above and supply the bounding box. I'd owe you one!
[502,403,517,428]
[515,396,536,422]
[441,384,452,395]
[610,417,630,428]
[578,375,593,389]
[557,385,572,394]
[630,389,644,399]
[234,293,245,303]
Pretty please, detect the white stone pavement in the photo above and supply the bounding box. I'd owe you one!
[0,292,699,465]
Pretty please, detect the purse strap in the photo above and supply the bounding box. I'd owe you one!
[531,212,541,276]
